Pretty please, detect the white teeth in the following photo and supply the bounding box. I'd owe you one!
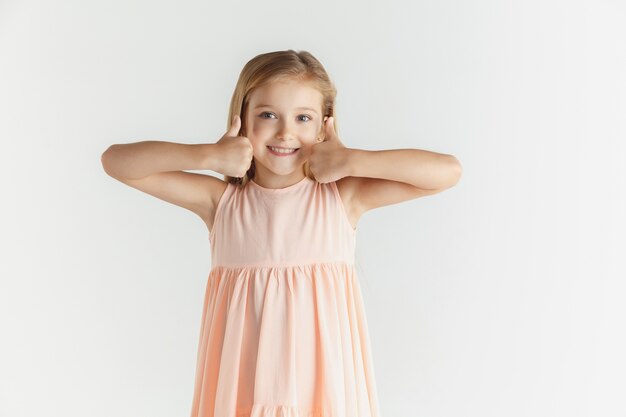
[268,146,297,154]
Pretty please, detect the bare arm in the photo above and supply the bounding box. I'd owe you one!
[336,148,462,221]
[346,148,462,190]
[100,141,219,179]
[316,117,462,222]
[100,117,252,231]
[100,141,228,229]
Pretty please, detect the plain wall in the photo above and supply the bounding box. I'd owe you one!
[1,0,624,416]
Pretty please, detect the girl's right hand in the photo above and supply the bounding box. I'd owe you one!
[213,115,254,177]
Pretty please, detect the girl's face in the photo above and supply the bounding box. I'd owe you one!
[244,79,326,179]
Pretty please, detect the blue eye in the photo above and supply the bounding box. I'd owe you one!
[259,112,312,122]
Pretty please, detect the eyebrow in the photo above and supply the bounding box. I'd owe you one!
[253,104,319,115]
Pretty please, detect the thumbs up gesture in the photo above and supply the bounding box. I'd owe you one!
[214,115,254,177]
[309,117,350,183]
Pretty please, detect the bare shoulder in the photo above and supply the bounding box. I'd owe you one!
[334,176,363,230]
[202,176,230,232]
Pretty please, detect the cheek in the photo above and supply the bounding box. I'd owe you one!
[250,140,266,155]
[246,124,267,148]
[250,121,273,136]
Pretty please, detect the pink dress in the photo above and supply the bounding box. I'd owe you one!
[190,175,381,417]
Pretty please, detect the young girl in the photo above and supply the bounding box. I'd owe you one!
[101,49,462,417]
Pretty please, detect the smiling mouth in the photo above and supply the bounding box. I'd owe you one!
[267,145,300,154]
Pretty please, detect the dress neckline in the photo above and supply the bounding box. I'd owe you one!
[248,176,310,193]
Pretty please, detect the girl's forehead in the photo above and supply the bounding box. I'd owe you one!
[249,80,323,108]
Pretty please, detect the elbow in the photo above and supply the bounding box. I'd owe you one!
[100,145,119,178]
[446,155,463,187]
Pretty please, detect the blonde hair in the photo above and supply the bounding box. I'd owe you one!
[223,49,338,186]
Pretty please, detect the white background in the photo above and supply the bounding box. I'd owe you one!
[1,0,624,416]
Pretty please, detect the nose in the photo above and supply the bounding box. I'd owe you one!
[276,120,297,141]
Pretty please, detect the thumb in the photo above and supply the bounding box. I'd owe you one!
[227,114,242,137]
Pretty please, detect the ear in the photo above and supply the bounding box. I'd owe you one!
[317,116,329,141]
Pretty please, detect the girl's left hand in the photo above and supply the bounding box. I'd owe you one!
[309,117,351,183]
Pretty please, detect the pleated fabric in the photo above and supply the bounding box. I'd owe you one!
[190,176,380,417]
